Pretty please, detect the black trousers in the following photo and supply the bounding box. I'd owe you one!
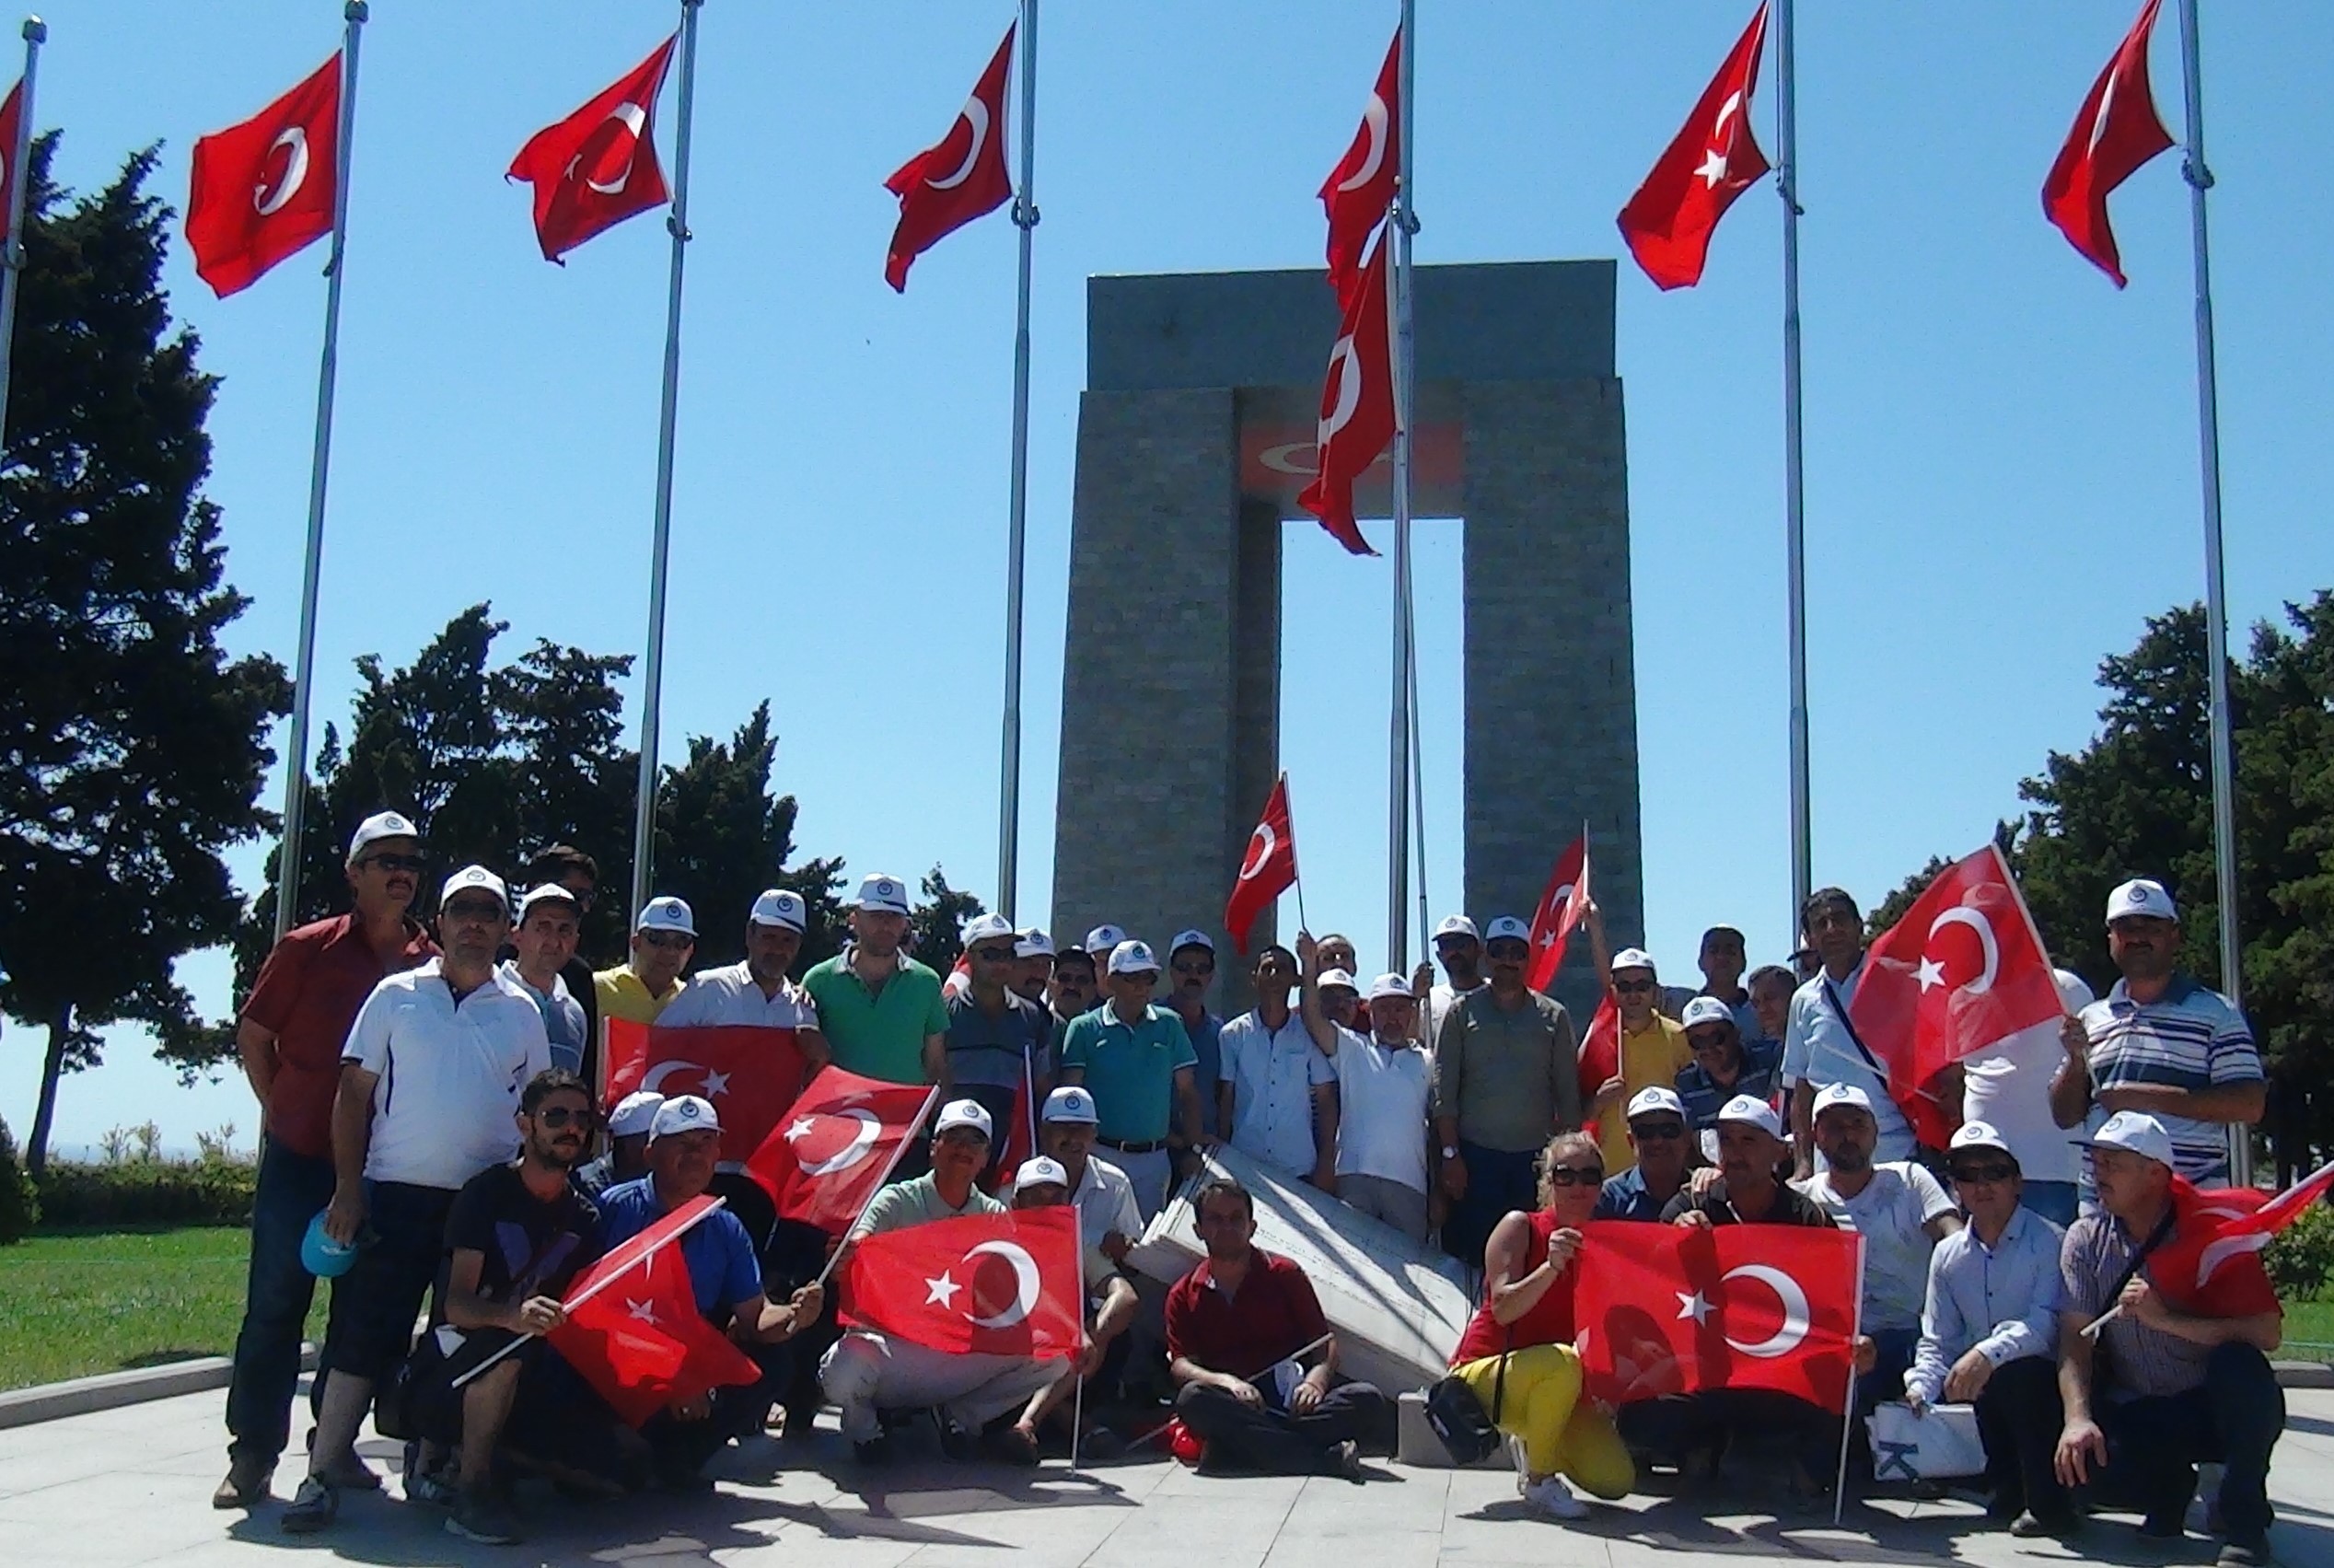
[641,1339,796,1478]
[1974,1355,2069,1520]
[1175,1379,1388,1476]
[2091,1342,2285,1545]
[1616,1388,1838,1477]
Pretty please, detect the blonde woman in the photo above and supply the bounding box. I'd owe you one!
[1446,1132,1632,1519]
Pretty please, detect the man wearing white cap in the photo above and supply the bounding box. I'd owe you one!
[1664,1096,1834,1230]
[1084,923,1128,957]
[1906,1121,2073,1537]
[499,885,591,1077]
[2050,878,2264,1195]
[1012,929,1056,1006]
[1674,994,1783,1135]
[1583,923,1693,1175]
[1782,886,1915,1176]
[1433,914,1581,1272]
[1165,929,1227,1142]
[1801,1081,1961,1419]
[1303,966,1433,1241]
[822,1099,1061,1466]
[574,1089,663,1198]
[942,913,1053,1171]
[1422,914,1487,1056]
[1593,1087,1694,1222]
[2056,1110,2285,1564]
[217,810,435,1510]
[594,895,696,1028]
[285,866,553,1532]
[1058,940,1212,1220]
[804,873,950,1088]
[654,889,827,1051]
[1219,940,1340,1188]
[1005,1156,1142,1457]
[1039,1086,1144,1280]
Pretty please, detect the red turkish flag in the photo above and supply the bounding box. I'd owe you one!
[186,52,340,298]
[547,1194,761,1426]
[2145,1167,2330,1318]
[1225,775,1299,955]
[1850,844,2063,1149]
[1526,832,1592,993]
[1296,231,1390,557]
[507,35,675,264]
[603,1020,809,1167]
[743,1067,937,1232]
[1577,993,1620,1143]
[1319,27,1400,311]
[2042,0,2175,288]
[884,22,1015,292]
[0,78,23,247]
[1616,2,1771,291]
[1573,1220,1862,1411]
[842,1206,1083,1359]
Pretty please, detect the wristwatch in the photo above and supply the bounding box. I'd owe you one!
[1440,1145,1458,1160]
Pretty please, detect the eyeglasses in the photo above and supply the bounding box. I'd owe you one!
[1631,1121,1688,1141]
[1546,1165,1605,1187]
[364,854,428,874]
[1485,943,1530,961]
[1171,962,1214,978]
[1613,979,1655,994]
[640,930,692,950]
[532,1106,594,1130]
[1952,1163,2015,1184]
[1686,1029,1732,1050]
[441,900,506,923]
[970,946,1018,963]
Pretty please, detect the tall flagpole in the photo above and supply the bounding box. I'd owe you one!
[628,0,703,926]
[1775,0,1811,946]
[272,0,366,942]
[0,15,48,447]
[995,0,1039,922]
[1386,0,1418,973]
[2173,0,2247,1187]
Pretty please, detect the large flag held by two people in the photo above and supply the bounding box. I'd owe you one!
[841,1205,1084,1359]
[603,1020,808,1167]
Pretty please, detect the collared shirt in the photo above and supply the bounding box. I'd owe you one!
[1219,1008,1337,1177]
[2076,973,2260,1186]
[654,959,821,1031]
[1801,1162,1957,1333]
[802,947,949,1086]
[1674,1036,1786,1132]
[1173,1007,1225,1135]
[1905,1203,2065,1406]
[1331,1029,1432,1191]
[1780,958,1915,1160]
[596,1176,762,1319]
[1661,1179,1838,1229]
[1599,1015,1695,1173]
[1431,988,1580,1154]
[2061,1206,2279,1400]
[1594,1163,1682,1222]
[496,960,589,1076]
[342,958,553,1191]
[1424,980,1487,1061]
[847,1169,1004,1241]
[594,965,686,1028]
[240,912,436,1159]
[1165,1249,1330,1376]
[1070,1154,1144,1285]
[1057,1005,1198,1144]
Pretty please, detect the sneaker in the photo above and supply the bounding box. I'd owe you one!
[2141,1513,2189,1540]
[1077,1428,1128,1463]
[212,1452,272,1510]
[1525,1475,1590,1520]
[404,1464,459,1507]
[2217,1539,2272,1568]
[1330,1439,1364,1483]
[279,1477,338,1534]
[983,1423,1041,1469]
[935,1413,979,1463]
[445,1489,524,1546]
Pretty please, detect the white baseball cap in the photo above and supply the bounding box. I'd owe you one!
[1169,928,1215,957]
[439,865,508,910]
[1042,1085,1099,1124]
[1016,928,1056,959]
[517,883,581,920]
[347,810,420,864]
[750,888,807,932]
[935,1098,994,1141]
[2077,1109,2176,1168]
[1108,939,1161,977]
[1812,1082,1875,1119]
[960,912,1016,947]
[853,873,912,915]
[1483,915,1531,944]
[1366,971,1414,1001]
[1609,947,1657,977]
[1318,968,1358,993]
[1013,1156,1072,1195]
[1084,923,1128,955]
[2107,878,2178,923]
[607,1090,666,1138]
[1434,915,1480,943]
[1679,995,1736,1031]
[1716,1094,1784,1139]
[1626,1086,1688,1122]
[637,895,696,936]
[1947,1120,2015,1159]
[650,1095,721,1139]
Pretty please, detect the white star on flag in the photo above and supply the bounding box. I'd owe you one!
[1916,958,1946,993]
[784,1117,818,1143]
[1676,1290,1712,1324]
[925,1272,962,1309]
[1695,147,1729,188]
[625,1297,660,1326]
[700,1069,732,1098]
[1538,932,1557,949]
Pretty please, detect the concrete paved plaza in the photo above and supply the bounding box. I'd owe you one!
[3,1384,2332,1568]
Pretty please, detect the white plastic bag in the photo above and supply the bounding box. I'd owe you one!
[1866,1400,1986,1481]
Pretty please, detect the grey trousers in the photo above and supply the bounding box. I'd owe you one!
[819,1330,1065,1444]
[1338,1173,1431,1242]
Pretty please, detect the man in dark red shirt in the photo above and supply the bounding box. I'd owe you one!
[214,810,437,1510]
[1165,1179,1388,1478]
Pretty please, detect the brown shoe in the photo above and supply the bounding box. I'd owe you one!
[212,1452,273,1509]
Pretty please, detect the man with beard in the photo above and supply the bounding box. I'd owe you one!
[804,874,949,1088]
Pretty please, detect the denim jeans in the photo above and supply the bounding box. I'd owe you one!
[2094,1342,2286,1546]
[224,1137,336,1465]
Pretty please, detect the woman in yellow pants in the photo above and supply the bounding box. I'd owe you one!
[1446,1131,1632,1517]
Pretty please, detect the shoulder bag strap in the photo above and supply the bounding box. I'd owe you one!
[1822,976,1888,1079]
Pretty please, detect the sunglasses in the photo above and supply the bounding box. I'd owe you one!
[640,930,693,949]
[970,946,1018,963]
[364,854,428,874]
[441,900,506,923]
[1546,1165,1605,1187]
[1486,943,1530,961]
[1172,961,1214,978]
[532,1106,594,1130]
[1952,1163,2015,1184]
[1631,1120,1688,1141]
[1613,978,1656,994]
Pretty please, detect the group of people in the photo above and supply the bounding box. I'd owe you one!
[212,807,2293,1564]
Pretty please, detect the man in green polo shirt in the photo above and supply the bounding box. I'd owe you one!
[1056,939,1213,1220]
[802,874,948,1088]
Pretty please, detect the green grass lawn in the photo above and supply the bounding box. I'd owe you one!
[0,1227,326,1392]
[2285,1297,2334,1360]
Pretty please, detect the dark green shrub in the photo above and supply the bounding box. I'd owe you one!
[32,1153,258,1229]
[2265,1200,2334,1302]
[0,1118,35,1242]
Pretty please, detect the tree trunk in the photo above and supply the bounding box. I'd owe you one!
[26,1005,69,1178]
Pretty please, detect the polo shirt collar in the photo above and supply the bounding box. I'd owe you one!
[2108,972,2200,1007]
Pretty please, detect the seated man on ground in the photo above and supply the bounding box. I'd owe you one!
[820,1099,1064,1466]
[596,1096,824,1486]
[1004,1156,1142,1457]
[1166,1179,1389,1480]
[1451,1131,1634,1520]
[1904,1121,2072,1538]
[2055,1111,2285,1568]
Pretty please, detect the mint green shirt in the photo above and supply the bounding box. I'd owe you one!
[847,1170,1004,1242]
[802,948,947,1086]
[1058,1004,1198,1143]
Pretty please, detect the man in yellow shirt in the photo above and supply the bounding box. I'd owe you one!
[594,896,695,1027]
[1589,947,1691,1173]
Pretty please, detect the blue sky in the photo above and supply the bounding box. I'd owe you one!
[6,0,2329,1156]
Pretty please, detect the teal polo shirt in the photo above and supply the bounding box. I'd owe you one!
[1057,1003,1198,1144]
[802,948,948,1086]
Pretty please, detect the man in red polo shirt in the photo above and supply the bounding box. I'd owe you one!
[213,811,437,1510]
[1165,1179,1388,1478]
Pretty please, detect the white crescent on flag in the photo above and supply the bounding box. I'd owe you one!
[253,127,308,215]
[581,102,648,194]
[1719,1264,1812,1359]
[963,1240,1041,1330]
[926,96,989,191]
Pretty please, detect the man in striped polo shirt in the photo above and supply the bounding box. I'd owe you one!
[2048,878,2263,1196]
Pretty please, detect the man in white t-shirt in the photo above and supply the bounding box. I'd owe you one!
[1420,914,1487,1059]
[1313,971,1433,1241]
[1955,969,2093,1226]
[653,889,827,1049]
[1798,1083,1960,1426]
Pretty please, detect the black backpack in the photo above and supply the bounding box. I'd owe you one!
[1422,1340,1509,1466]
